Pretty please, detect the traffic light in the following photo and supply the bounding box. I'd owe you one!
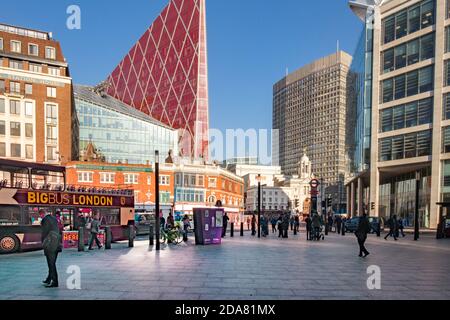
[371,202,375,210]
[295,199,299,208]
[327,197,332,207]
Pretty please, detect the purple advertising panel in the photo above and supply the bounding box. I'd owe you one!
[194,208,223,245]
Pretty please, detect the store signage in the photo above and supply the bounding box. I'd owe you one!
[75,164,153,173]
[12,190,134,208]
[0,73,66,87]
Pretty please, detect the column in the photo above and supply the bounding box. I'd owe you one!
[358,177,364,216]
[346,184,351,216]
[350,182,356,217]
[429,0,446,229]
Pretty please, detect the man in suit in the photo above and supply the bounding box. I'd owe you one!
[41,210,61,288]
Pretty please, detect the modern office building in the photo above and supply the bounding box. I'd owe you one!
[347,0,444,229]
[273,51,355,210]
[73,84,178,165]
[0,23,77,165]
[106,0,210,161]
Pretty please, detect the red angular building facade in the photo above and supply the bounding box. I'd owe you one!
[106,0,209,160]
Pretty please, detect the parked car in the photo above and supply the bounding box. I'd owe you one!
[344,216,383,234]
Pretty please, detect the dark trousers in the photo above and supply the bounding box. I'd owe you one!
[222,224,228,238]
[384,229,398,240]
[45,250,59,284]
[251,224,256,236]
[283,228,288,238]
[183,225,189,242]
[357,235,369,256]
[272,224,276,233]
[278,227,283,238]
[89,233,102,249]
[337,224,342,235]
[306,229,311,240]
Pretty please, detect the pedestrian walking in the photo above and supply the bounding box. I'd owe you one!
[294,215,300,234]
[277,214,283,238]
[282,213,290,238]
[271,216,277,234]
[247,217,251,231]
[182,215,190,242]
[335,215,342,235]
[41,210,62,288]
[290,216,295,231]
[311,214,322,240]
[398,218,406,238]
[88,213,103,250]
[305,215,312,240]
[328,215,334,232]
[384,215,398,241]
[251,214,257,236]
[222,213,230,238]
[356,213,371,258]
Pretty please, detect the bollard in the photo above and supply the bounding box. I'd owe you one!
[128,225,134,248]
[78,227,85,252]
[230,223,234,238]
[105,226,112,250]
[240,222,244,237]
[149,224,154,246]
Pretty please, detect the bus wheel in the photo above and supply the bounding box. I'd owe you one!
[0,235,20,254]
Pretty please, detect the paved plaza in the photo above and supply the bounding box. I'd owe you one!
[0,230,449,300]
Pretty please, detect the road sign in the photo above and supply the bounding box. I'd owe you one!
[310,179,320,189]
[310,189,319,196]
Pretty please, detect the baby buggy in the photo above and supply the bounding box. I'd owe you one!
[311,226,325,241]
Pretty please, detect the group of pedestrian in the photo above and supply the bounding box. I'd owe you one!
[384,215,406,241]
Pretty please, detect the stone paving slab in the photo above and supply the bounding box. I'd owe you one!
[0,231,450,300]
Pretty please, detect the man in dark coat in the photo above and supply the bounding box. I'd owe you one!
[222,213,230,238]
[356,213,371,258]
[282,213,290,238]
[305,216,312,240]
[335,215,342,235]
[41,210,62,288]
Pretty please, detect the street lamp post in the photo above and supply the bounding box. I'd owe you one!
[155,151,161,251]
[414,171,420,241]
[257,174,262,239]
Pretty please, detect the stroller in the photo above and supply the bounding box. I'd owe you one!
[311,225,325,241]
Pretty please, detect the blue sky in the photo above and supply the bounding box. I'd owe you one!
[0,0,362,135]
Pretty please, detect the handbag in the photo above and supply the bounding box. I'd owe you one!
[43,231,61,252]
[85,222,92,230]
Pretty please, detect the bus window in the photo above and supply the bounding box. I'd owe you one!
[25,207,47,226]
[0,206,21,226]
[99,208,120,226]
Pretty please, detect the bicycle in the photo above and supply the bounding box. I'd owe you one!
[160,226,183,245]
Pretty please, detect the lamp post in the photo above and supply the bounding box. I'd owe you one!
[414,171,420,241]
[155,150,161,251]
[257,174,262,238]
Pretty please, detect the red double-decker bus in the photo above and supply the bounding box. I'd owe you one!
[0,159,135,254]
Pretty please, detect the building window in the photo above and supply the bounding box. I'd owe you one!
[100,173,115,184]
[0,38,3,50]
[47,146,57,161]
[124,173,139,185]
[28,44,38,56]
[25,145,33,159]
[160,175,170,186]
[45,47,56,60]
[0,120,5,135]
[0,98,4,113]
[380,130,432,161]
[9,59,23,70]
[10,122,20,137]
[10,40,21,53]
[48,67,61,76]
[382,66,433,103]
[29,63,42,73]
[147,176,151,185]
[77,172,93,183]
[198,175,204,187]
[0,143,5,157]
[175,173,181,186]
[47,87,56,98]
[25,102,33,116]
[10,144,21,157]
[380,98,432,133]
[382,0,435,45]
[209,178,217,188]
[25,123,33,138]
[0,80,4,93]
[25,84,32,95]
[10,82,20,94]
